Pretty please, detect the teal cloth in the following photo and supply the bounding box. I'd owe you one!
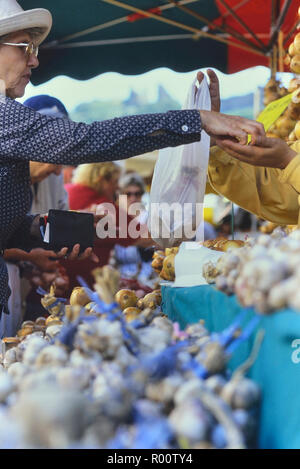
[161,285,300,449]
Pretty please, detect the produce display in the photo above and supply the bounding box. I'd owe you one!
[203,238,245,252]
[285,32,300,75]
[151,247,179,282]
[203,228,300,314]
[265,76,300,141]
[265,31,300,143]
[259,221,297,235]
[0,266,261,449]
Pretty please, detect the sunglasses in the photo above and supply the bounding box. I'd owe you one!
[2,41,39,59]
[123,191,143,197]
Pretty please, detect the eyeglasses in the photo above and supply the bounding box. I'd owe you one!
[124,191,143,197]
[2,42,39,59]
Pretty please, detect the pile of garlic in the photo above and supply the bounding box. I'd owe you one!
[203,228,300,313]
[0,295,260,449]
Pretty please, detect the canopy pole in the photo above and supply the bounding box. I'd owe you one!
[217,0,267,51]
[221,0,253,20]
[101,0,266,56]
[268,0,293,50]
[269,0,279,78]
[43,34,238,50]
[167,0,263,52]
[278,30,284,73]
[270,44,278,77]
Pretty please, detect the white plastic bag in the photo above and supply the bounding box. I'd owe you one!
[148,76,211,248]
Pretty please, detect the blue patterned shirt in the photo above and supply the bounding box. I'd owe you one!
[0,96,202,306]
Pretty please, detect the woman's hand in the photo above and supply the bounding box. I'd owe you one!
[199,110,265,145]
[28,248,59,272]
[56,244,99,262]
[215,136,297,169]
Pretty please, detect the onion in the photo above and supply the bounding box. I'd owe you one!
[115,289,138,310]
[290,55,300,74]
[69,287,92,307]
[289,42,296,57]
[294,121,300,140]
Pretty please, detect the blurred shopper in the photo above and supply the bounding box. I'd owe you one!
[114,172,154,284]
[23,95,70,214]
[65,162,120,210]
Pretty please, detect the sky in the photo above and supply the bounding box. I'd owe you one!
[18,65,294,113]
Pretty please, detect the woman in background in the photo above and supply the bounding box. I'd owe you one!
[61,163,151,292]
[113,172,155,285]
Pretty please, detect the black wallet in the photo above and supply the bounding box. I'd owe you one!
[42,209,94,254]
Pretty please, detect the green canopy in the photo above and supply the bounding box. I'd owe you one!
[19,0,298,85]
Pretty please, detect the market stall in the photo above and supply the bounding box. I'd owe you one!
[1,0,300,452]
[162,284,300,449]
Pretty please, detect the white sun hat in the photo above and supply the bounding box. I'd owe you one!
[0,0,52,45]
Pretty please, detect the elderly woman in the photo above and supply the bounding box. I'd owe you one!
[118,172,146,213]
[61,163,151,292]
[0,0,264,316]
[113,172,155,283]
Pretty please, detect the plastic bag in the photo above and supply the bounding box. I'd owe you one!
[148,76,211,248]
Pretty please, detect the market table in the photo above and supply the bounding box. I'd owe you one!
[161,284,300,449]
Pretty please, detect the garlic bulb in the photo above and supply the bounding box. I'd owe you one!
[22,337,47,367]
[35,345,69,368]
[220,378,260,410]
[0,373,14,402]
[169,400,211,443]
[11,386,90,449]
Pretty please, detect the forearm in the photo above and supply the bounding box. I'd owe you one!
[3,249,31,262]
[0,98,201,165]
[208,146,300,225]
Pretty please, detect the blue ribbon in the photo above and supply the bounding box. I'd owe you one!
[215,309,249,347]
[225,315,261,355]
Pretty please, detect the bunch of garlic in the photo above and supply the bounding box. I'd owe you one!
[0,304,261,449]
[203,229,300,313]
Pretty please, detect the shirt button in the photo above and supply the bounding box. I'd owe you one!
[182,125,189,132]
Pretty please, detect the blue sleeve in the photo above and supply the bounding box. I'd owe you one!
[0,97,202,165]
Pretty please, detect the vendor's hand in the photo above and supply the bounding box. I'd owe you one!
[215,136,297,169]
[197,69,220,113]
[199,110,265,145]
[28,248,59,272]
[56,244,99,262]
